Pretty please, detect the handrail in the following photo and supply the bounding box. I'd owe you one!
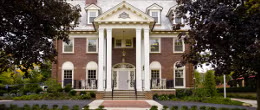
[134,80,137,100]
[112,80,114,100]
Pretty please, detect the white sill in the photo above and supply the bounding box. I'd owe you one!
[87,52,98,53]
[173,51,184,53]
[63,52,74,54]
[150,52,161,53]
[174,86,185,88]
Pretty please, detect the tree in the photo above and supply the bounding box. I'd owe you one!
[176,0,260,108]
[0,0,81,76]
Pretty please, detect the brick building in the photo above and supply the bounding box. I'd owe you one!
[52,0,194,99]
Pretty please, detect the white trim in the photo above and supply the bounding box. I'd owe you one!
[173,16,184,24]
[87,10,98,24]
[173,38,185,53]
[62,38,74,53]
[150,38,161,53]
[86,61,98,80]
[61,61,74,88]
[86,38,98,53]
[149,10,161,24]
[173,62,186,88]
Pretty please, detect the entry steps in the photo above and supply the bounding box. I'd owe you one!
[103,90,145,100]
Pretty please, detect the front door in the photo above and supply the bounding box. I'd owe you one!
[118,71,129,90]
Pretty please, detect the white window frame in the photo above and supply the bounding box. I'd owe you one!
[150,69,161,80]
[173,63,186,88]
[87,70,97,80]
[62,62,74,88]
[173,38,185,53]
[87,38,98,53]
[62,38,74,53]
[87,10,98,24]
[150,10,161,24]
[150,38,161,53]
[114,38,133,48]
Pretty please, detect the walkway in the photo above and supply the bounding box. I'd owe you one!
[231,98,257,108]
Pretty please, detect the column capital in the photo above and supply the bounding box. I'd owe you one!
[136,27,142,31]
[99,28,105,31]
[106,28,112,31]
[143,28,150,31]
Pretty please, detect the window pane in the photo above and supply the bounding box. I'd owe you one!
[88,39,97,52]
[175,39,183,51]
[125,39,132,47]
[175,70,183,78]
[64,70,72,79]
[116,39,122,47]
[150,39,159,52]
[175,17,182,24]
[88,70,96,79]
[152,12,158,17]
[151,70,160,79]
[64,41,73,52]
[175,78,184,86]
[89,12,96,17]
[89,17,95,24]
[153,17,158,23]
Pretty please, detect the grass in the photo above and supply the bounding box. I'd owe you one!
[219,92,256,100]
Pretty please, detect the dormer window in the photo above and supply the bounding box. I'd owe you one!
[147,3,163,24]
[85,4,101,25]
[88,11,98,24]
[174,17,182,24]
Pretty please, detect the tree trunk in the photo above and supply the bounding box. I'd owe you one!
[257,74,260,110]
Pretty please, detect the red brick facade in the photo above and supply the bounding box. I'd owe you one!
[52,37,193,87]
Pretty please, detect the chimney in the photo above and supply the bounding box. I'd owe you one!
[86,0,97,4]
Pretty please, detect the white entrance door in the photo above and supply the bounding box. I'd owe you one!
[118,71,129,90]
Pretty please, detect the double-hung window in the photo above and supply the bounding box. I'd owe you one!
[114,39,133,48]
[87,38,98,53]
[173,38,185,53]
[88,70,97,79]
[151,70,160,79]
[150,11,160,24]
[150,38,160,53]
[63,39,74,53]
[88,11,98,24]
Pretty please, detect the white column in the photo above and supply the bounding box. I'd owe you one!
[144,28,150,91]
[98,28,104,91]
[136,28,142,91]
[106,28,112,91]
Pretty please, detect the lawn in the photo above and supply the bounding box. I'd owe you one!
[219,92,256,100]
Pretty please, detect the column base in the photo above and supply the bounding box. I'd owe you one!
[106,88,112,91]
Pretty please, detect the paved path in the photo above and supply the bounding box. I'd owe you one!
[157,100,256,110]
[231,98,257,108]
[0,100,93,109]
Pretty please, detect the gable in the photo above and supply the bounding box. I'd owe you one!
[94,1,154,24]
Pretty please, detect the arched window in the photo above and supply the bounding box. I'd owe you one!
[150,61,162,89]
[86,61,98,80]
[62,61,74,88]
[174,61,185,88]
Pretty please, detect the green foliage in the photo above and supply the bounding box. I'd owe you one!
[45,79,62,94]
[9,104,18,110]
[83,105,90,110]
[72,105,79,110]
[23,104,31,110]
[218,108,230,110]
[69,90,77,96]
[96,105,104,110]
[0,0,81,74]
[162,105,168,110]
[171,106,178,110]
[90,91,96,98]
[181,106,188,110]
[64,84,72,93]
[32,104,40,110]
[0,104,7,110]
[200,106,206,110]
[176,89,193,98]
[52,104,58,110]
[191,105,198,110]
[203,70,217,97]
[61,105,69,110]
[208,107,216,110]
[194,71,202,88]
[150,105,158,110]
[80,91,87,95]
[41,104,48,110]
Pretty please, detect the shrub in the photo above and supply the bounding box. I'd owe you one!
[150,105,158,110]
[191,105,197,110]
[32,104,40,110]
[72,105,79,110]
[79,94,91,99]
[61,105,70,110]
[163,106,168,110]
[203,70,217,97]
[52,104,58,110]
[181,106,189,110]
[96,105,105,110]
[80,91,87,95]
[89,91,96,98]
[64,84,72,93]
[153,94,159,100]
[0,104,7,110]
[45,79,62,94]
[83,105,89,110]
[69,90,77,96]
[9,104,18,110]
[199,106,206,110]
[208,107,216,110]
[171,106,178,110]
[176,89,193,98]
[41,104,48,110]
[23,104,31,110]
[219,108,230,110]
[158,94,170,100]
[35,87,43,94]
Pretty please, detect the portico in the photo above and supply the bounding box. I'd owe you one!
[94,1,154,92]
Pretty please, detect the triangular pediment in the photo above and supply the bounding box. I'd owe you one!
[94,1,154,24]
[146,3,163,12]
[85,4,101,10]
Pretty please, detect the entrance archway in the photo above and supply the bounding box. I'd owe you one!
[112,63,135,90]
